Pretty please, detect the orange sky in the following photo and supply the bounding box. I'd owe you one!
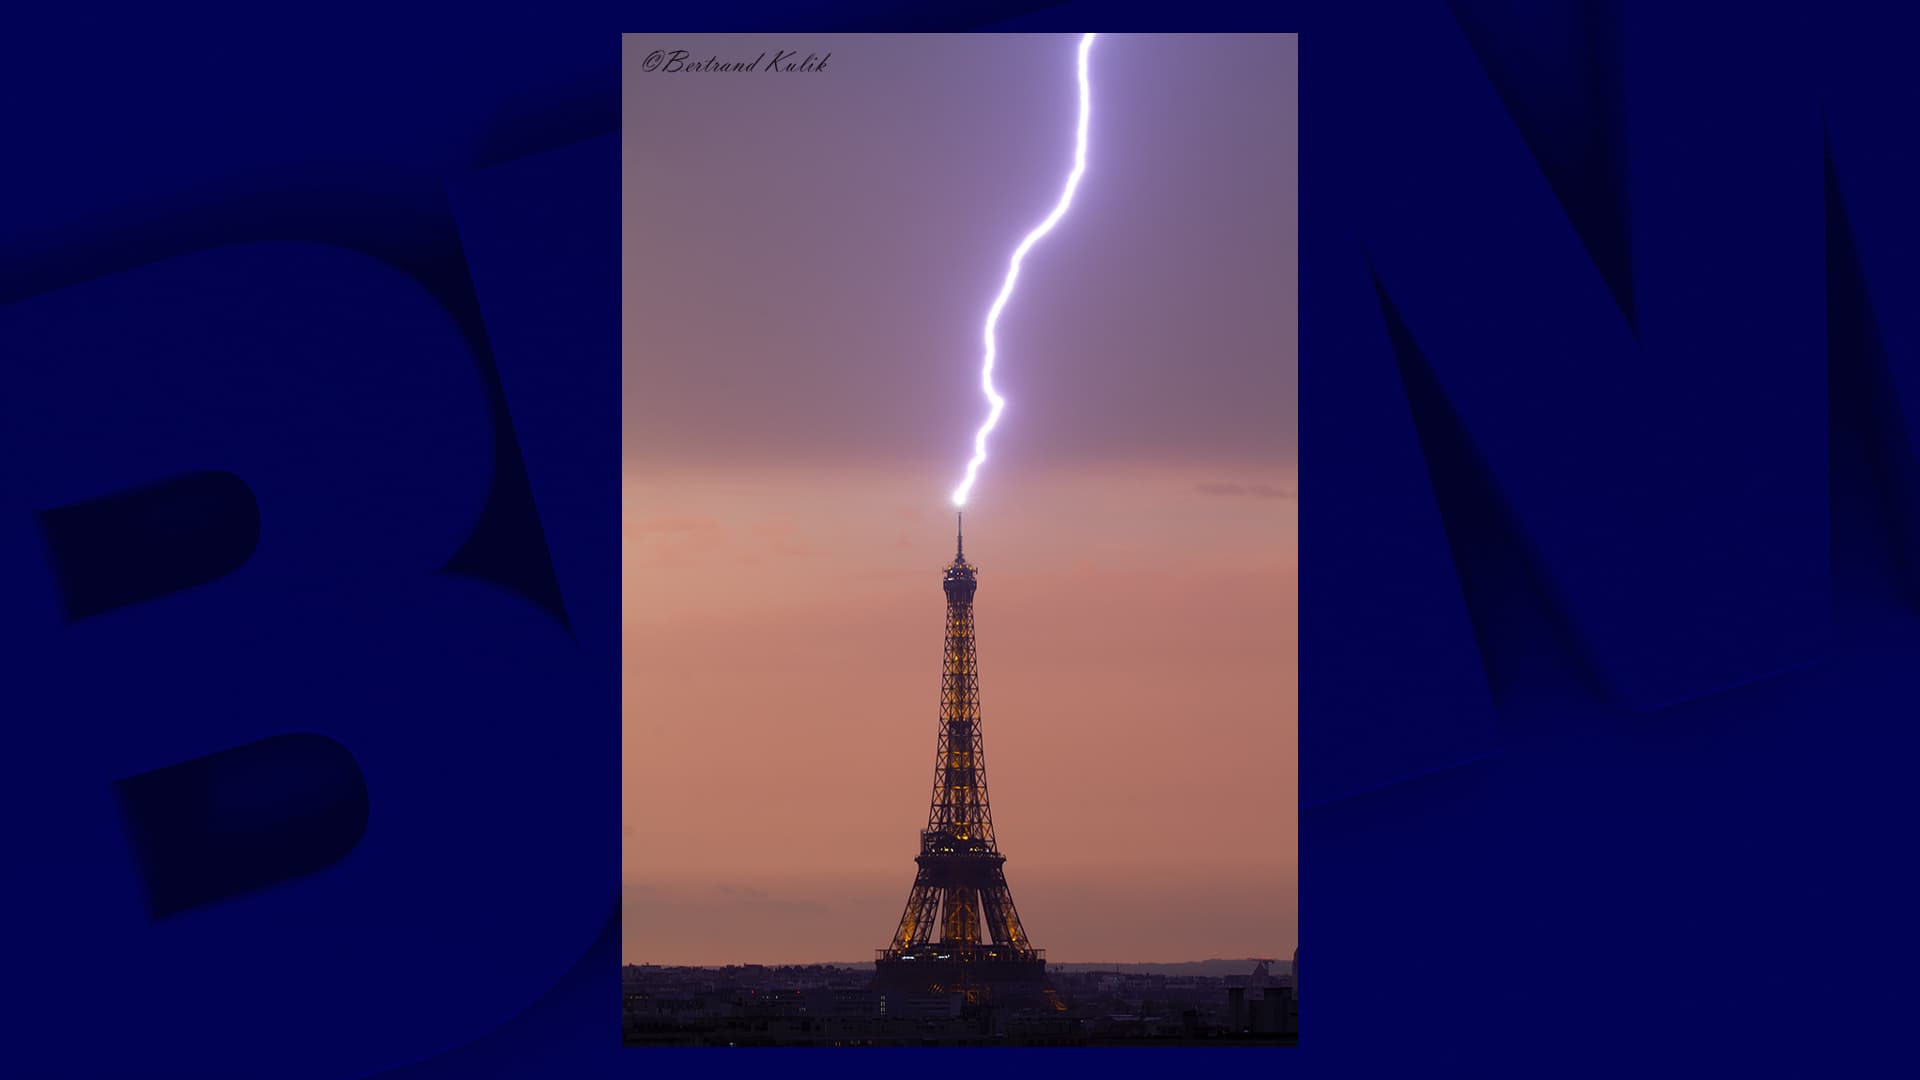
[623,33,1296,964]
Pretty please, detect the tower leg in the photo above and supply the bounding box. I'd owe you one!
[889,868,944,951]
[977,870,1030,950]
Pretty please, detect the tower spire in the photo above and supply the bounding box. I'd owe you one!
[956,510,965,562]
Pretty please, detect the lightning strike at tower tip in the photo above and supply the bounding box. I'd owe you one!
[949,32,1098,508]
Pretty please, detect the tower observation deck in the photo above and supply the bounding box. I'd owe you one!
[873,513,1059,1009]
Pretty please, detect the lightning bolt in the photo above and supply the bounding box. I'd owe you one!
[951,32,1098,508]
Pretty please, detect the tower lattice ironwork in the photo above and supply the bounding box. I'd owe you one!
[873,513,1058,1009]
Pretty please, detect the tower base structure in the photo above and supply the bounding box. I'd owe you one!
[873,943,1060,1011]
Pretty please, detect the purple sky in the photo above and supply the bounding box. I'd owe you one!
[624,33,1297,965]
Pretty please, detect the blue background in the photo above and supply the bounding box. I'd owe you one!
[2,3,1908,1075]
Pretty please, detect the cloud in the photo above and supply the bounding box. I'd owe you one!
[627,512,730,567]
[1192,481,1294,499]
[628,881,830,916]
[748,517,814,558]
[630,513,726,536]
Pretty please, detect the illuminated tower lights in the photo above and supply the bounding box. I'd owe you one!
[873,514,1060,1010]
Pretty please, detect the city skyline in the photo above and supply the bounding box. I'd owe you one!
[623,33,1297,966]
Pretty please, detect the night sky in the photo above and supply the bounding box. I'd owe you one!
[623,33,1297,965]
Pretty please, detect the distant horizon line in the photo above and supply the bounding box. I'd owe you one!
[623,956,1296,968]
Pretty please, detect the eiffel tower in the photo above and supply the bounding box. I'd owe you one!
[873,513,1059,1009]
